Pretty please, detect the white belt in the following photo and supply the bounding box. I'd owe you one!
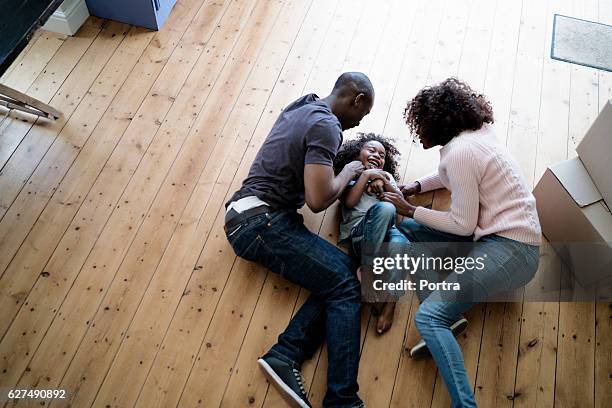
[226,196,269,214]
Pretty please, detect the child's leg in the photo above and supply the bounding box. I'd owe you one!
[350,202,400,301]
[374,225,410,334]
[385,225,410,292]
[350,201,400,260]
[350,203,410,334]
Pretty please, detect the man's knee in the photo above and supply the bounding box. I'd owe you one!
[343,273,361,298]
[328,271,361,302]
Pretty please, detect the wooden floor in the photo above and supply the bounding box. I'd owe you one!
[0,0,611,407]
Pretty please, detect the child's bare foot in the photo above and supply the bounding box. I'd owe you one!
[371,302,384,316]
[376,302,396,334]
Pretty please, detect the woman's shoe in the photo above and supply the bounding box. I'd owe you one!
[409,317,469,359]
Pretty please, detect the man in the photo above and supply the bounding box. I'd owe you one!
[224,72,374,408]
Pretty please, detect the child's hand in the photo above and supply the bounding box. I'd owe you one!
[367,179,385,198]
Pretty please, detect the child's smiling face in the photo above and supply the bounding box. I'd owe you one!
[359,140,386,170]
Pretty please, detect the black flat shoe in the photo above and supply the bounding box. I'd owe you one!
[258,355,312,408]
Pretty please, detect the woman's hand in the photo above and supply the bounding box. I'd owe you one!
[382,192,416,217]
[399,181,421,198]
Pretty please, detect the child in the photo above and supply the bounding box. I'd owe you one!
[334,133,408,334]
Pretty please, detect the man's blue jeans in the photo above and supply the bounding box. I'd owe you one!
[397,219,540,408]
[226,209,363,408]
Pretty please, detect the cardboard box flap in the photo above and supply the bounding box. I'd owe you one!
[576,100,612,208]
[583,202,612,243]
[550,157,602,207]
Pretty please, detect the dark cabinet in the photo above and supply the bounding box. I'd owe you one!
[85,0,178,30]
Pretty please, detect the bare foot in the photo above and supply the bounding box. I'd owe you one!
[376,302,396,334]
[371,302,384,316]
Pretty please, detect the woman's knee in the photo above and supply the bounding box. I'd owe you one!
[414,301,451,330]
[414,303,434,330]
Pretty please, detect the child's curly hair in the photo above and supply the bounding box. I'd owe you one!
[333,132,401,181]
[403,78,494,146]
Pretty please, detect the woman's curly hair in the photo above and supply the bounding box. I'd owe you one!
[333,132,401,181]
[403,78,494,146]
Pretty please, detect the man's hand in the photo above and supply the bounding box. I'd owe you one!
[382,191,416,217]
[304,161,364,213]
[399,181,421,198]
[345,160,366,178]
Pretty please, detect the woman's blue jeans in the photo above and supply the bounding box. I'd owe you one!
[397,219,540,408]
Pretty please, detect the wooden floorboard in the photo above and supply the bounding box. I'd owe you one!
[53,1,287,406]
[1,0,226,397]
[299,0,404,405]
[388,2,447,405]
[0,29,46,85]
[0,1,610,407]
[105,1,312,407]
[0,21,128,226]
[553,1,600,407]
[354,1,420,407]
[0,22,105,174]
[0,30,65,93]
[0,29,65,168]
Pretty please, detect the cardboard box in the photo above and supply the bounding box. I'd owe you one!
[534,100,612,288]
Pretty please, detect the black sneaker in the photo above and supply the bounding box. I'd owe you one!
[409,317,469,360]
[257,355,312,408]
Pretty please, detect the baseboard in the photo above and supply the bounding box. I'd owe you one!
[43,0,90,36]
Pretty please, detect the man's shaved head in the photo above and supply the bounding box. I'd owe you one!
[331,72,375,101]
[324,72,374,130]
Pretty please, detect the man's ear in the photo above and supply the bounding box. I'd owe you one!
[353,92,366,106]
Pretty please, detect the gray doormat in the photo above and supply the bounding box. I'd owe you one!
[551,14,612,72]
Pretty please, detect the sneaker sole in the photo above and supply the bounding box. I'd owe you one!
[409,318,469,360]
[257,358,310,408]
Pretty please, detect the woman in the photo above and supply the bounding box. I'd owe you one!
[382,78,541,407]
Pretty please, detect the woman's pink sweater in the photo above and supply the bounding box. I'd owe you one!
[414,125,541,245]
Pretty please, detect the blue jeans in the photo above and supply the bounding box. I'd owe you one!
[348,202,409,300]
[397,219,540,408]
[226,209,363,408]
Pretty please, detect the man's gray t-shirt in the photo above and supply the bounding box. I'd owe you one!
[228,94,342,209]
